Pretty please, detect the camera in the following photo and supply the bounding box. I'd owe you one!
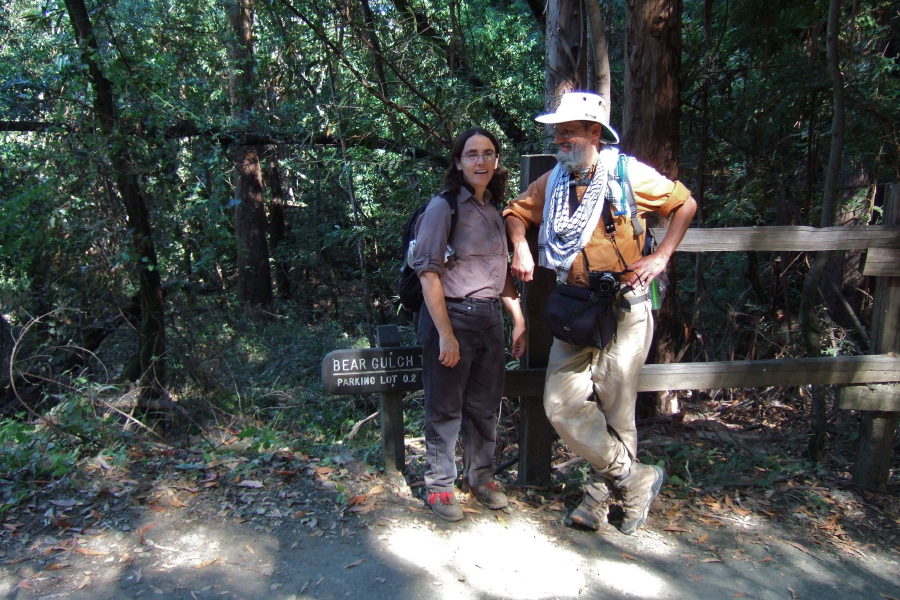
[588,271,618,295]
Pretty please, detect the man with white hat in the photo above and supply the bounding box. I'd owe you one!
[504,91,697,534]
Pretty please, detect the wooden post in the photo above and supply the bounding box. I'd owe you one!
[516,155,558,486]
[377,325,405,474]
[851,184,900,489]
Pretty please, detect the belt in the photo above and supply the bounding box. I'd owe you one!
[621,291,650,308]
[445,296,500,305]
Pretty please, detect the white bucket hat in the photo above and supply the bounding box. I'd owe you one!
[535,92,620,145]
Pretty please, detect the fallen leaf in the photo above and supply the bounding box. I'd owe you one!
[697,533,709,544]
[788,541,823,561]
[701,558,722,563]
[348,494,368,506]
[760,556,772,563]
[348,503,375,514]
[245,545,255,555]
[621,552,635,561]
[147,502,167,513]
[315,467,335,478]
[194,558,220,569]
[238,480,264,489]
[75,548,109,556]
[344,559,365,569]
[49,499,79,508]
[496,514,508,527]
[733,593,746,597]
[663,526,691,533]
[367,484,385,495]
[45,563,70,571]
[138,523,156,545]
[299,580,310,594]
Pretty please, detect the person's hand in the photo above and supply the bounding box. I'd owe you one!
[510,241,535,282]
[510,324,527,359]
[625,252,669,291]
[438,333,460,368]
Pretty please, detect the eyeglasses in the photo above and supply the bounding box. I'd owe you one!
[460,151,498,162]
[553,126,588,140]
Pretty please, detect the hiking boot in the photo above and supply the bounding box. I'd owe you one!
[466,481,508,510]
[614,463,664,535]
[566,479,615,533]
[428,491,464,522]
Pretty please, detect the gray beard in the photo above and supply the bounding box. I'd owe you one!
[556,142,592,173]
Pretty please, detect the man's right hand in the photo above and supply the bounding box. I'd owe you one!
[510,240,535,282]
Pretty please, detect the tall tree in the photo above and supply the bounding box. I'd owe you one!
[62,0,167,393]
[229,0,274,312]
[623,0,684,415]
[545,0,611,117]
[800,0,847,461]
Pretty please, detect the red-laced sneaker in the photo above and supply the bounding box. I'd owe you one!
[466,481,508,510]
[428,491,464,522]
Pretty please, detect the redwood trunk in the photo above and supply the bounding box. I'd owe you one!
[624,0,683,415]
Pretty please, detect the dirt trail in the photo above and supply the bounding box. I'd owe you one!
[1,456,898,600]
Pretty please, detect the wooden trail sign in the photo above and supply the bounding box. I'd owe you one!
[321,346,422,394]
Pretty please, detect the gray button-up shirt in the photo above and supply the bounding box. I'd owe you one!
[412,188,508,300]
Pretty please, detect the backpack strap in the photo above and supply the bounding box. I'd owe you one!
[617,154,644,236]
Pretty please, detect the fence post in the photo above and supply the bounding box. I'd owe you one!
[376,325,405,474]
[516,155,558,486]
[851,184,900,488]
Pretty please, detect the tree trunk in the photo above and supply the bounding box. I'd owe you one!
[234,146,274,311]
[800,0,846,461]
[265,147,292,299]
[545,0,611,121]
[229,0,274,312]
[623,0,683,416]
[63,0,166,393]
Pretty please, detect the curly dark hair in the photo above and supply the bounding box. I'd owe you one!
[441,128,508,206]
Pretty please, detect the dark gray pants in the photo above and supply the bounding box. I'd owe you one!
[419,297,505,493]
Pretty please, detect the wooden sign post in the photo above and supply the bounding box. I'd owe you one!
[321,325,421,474]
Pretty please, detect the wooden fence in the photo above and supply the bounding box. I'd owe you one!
[323,169,900,490]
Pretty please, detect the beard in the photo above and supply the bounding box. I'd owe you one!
[556,140,593,173]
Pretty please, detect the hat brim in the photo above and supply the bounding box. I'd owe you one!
[536,114,620,145]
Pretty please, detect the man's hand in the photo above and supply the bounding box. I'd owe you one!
[624,252,669,291]
[625,197,698,290]
[510,240,535,282]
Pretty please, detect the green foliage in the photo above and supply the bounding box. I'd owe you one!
[0,0,897,485]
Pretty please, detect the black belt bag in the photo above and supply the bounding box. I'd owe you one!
[545,283,618,349]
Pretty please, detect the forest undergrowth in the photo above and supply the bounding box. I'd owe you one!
[0,294,898,567]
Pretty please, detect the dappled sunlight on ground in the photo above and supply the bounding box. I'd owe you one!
[377,515,672,598]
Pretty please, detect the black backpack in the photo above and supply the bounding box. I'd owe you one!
[397,192,458,312]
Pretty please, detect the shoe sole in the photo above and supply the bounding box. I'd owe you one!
[620,466,664,535]
[566,512,616,534]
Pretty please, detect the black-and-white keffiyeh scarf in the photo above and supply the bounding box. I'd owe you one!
[538,146,620,281]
